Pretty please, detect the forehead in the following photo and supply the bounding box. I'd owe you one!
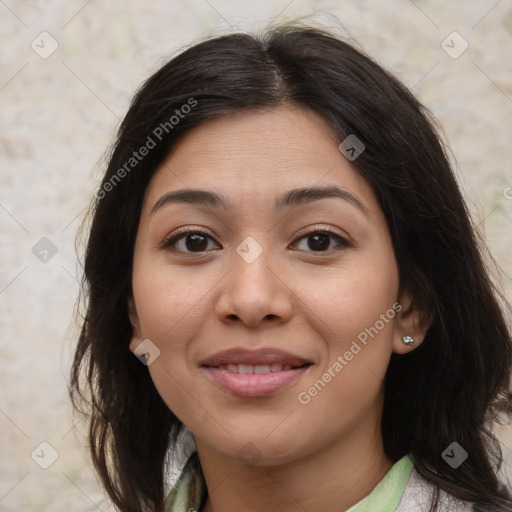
[143,105,377,214]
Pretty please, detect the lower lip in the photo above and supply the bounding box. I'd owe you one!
[203,366,310,398]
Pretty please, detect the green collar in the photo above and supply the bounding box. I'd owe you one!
[346,455,414,512]
[165,453,414,512]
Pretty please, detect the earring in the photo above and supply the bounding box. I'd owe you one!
[401,335,414,346]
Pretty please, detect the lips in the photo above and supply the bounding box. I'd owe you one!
[200,348,312,398]
[200,347,310,368]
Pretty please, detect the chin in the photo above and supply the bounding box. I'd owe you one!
[197,428,315,468]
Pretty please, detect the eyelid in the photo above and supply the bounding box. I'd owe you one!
[291,224,351,250]
[158,226,218,250]
[294,224,349,241]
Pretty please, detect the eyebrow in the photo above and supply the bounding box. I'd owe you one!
[151,185,368,216]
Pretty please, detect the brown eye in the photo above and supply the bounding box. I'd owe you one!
[293,229,350,252]
[161,231,220,253]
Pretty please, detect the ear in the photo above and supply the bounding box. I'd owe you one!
[128,296,143,354]
[392,291,431,355]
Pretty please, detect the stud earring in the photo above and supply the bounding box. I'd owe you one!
[401,335,414,346]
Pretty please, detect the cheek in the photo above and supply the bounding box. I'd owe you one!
[293,277,398,449]
[132,257,218,422]
[132,258,216,341]
[294,251,399,407]
[297,254,399,349]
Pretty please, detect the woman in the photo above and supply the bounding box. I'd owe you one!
[70,22,512,511]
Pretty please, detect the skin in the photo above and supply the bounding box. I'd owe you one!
[129,105,428,512]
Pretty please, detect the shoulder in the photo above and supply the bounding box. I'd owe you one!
[395,468,474,511]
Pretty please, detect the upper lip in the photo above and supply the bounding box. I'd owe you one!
[200,348,311,368]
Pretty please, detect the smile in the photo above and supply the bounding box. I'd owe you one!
[218,363,302,374]
[200,348,313,397]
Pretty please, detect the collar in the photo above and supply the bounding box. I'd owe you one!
[346,455,414,512]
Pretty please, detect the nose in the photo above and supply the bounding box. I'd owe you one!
[214,248,293,330]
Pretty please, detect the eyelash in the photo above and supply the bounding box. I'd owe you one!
[159,225,351,255]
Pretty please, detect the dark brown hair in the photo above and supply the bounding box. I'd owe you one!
[70,22,512,511]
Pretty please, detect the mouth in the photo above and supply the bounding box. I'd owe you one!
[213,363,309,374]
[200,348,313,397]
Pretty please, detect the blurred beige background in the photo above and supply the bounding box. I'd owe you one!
[1,1,511,510]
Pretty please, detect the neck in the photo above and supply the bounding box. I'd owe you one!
[197,415,393,512]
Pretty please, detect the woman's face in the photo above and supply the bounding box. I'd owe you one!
[130,105,417,465]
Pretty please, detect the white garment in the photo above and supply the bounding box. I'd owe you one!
[396,469,474,511]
